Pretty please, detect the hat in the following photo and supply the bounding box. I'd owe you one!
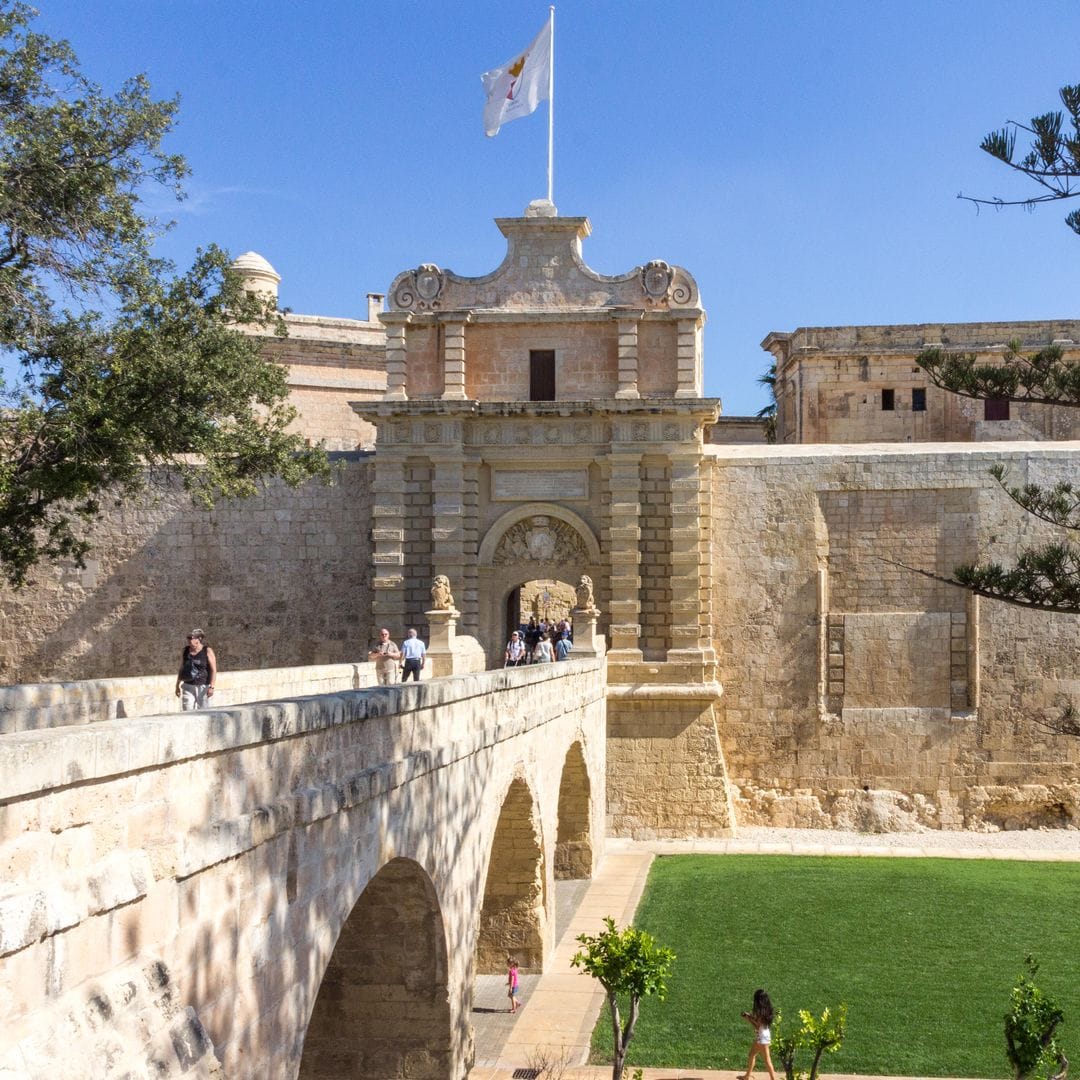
[189,628,205,639]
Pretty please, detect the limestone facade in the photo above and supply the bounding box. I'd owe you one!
[764,320,1080,444]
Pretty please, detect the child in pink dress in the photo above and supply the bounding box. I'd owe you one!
[507,956,520,1013]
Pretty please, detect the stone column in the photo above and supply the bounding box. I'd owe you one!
[614,313,641,399]
[674,317,701,398]
[606,451,643,661]
[383,318,409,401]
[442,319,468,400]
[425,606,460,678]
[431,444,468,631]
[371,454,408,640]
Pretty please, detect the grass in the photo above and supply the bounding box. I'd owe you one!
[586,855,1080,1076]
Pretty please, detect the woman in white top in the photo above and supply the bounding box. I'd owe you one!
[532,632,554,664]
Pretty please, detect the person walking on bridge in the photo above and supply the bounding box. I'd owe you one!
[175,629,216,710]
[400,628,426,682]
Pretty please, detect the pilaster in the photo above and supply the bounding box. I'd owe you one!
[674,318,701,398]
[442,319,468,400]
[606,451,643,660]
[666,448,716,679]
[371,454,408,635]
[614,313,641,399]
[431,446,468,631]
[383,318,409,400]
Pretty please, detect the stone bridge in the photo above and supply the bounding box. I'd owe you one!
[0,660,607,1079]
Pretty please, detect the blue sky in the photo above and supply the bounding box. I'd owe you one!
[34,0,1080,416]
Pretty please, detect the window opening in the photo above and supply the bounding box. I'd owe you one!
[984,398,1010,421]
[912,387,926,412]
[881,388,895,411]
[529,350,555,401]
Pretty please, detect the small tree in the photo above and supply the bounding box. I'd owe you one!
[773,1004,847,1080]
[757,361,777,443]
[1005,957,1068,1080]
[570,916,675,1080]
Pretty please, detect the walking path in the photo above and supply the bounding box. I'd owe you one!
[470,826,1080,1078]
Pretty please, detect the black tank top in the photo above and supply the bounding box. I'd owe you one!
[181,647,210,685]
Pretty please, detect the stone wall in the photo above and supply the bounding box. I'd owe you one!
[0,461,375,684]
[709,441,1080,830]
[0,661,607,1078]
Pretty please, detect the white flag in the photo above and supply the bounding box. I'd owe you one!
[481,19,551,138]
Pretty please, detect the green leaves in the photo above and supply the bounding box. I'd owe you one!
[1004,957,1067,1080]
[916,343,1080,408]
[774,1004,848,1080]
[572,915,676,1001]
[962,82,1080,234]
[0,3,328,585]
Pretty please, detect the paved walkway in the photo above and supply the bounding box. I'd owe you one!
[470,827,1080,1077]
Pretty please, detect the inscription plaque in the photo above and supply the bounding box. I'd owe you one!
[493,469,588,501]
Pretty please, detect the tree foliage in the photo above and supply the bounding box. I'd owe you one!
[1004,957,1068,1080]
[0,2,327,586]
[959,82,1080,235]
[910,83,1080,631]
[571,916,675,1080]
[774,1005,848,1080]
[757,361,777,443]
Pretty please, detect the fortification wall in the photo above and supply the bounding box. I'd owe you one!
[709,441,1080,830]
[0,460,375,684]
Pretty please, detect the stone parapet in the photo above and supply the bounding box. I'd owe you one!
[0,663,378,734]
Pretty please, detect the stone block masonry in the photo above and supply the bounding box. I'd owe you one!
[710,441,1080,831]
[0,461,375,684]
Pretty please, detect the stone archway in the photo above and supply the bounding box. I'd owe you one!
[555,740,593,879]
[475,776,547,974]
[478,503,603,667]
[299,857,452,1079]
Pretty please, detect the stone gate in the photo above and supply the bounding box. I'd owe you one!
[356,199,736,837]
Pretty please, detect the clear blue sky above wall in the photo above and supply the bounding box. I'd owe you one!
[37,0,1080,416]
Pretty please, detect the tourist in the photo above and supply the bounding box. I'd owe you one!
[505,631,527,667]
[368,628,400,686]
[555,634,572,661]
[175,628,216,710]
[524,617,540,659]
[506,956,520,1014]
[738,989,778,1080]
[532,632,554,664]
[400,628,426,682]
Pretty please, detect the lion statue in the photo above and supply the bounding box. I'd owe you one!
[574,574,596,612]
[430,574,455,611]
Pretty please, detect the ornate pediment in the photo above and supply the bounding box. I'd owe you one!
[493,515,591,567]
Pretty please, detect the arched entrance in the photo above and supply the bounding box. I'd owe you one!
[299,858,452,1078]
[478,503,604,668]
[555,741,593,879]
[475,777,547,973]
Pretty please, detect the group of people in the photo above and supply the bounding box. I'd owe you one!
[368,627,427,684]
[504,615,573,667]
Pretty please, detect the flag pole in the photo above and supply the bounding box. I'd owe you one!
[547,5,554,205]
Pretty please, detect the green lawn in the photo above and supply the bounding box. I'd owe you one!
[587,855,1080,1076]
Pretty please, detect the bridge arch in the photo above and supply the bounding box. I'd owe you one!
[555,739,594,879]
[475,774,548,974]
[298,856,452,1079]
